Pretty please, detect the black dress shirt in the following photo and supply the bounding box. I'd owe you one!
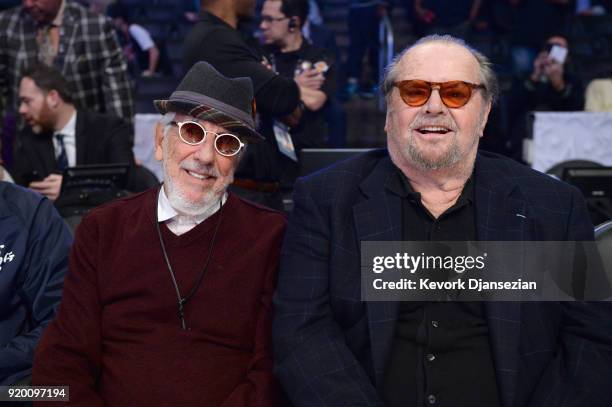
[382,169,501,407]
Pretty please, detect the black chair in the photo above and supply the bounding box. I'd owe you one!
[594,220,612,300]
[129,164,160,192]
[546,159,603,179]
[595,220,612,240]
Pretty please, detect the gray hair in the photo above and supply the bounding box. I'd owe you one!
[159,111,177,137]
[381,34,499,105]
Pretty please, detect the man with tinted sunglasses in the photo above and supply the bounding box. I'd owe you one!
[274,34,612,407]
[33,62,286,406]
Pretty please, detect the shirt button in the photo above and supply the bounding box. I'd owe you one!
[428,394,437,404]
[431,320,439,328]
[426,353,436,362]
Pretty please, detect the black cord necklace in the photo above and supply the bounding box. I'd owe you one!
[155,187,224,330]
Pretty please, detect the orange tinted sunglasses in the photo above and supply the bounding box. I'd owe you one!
[394,80,485,108]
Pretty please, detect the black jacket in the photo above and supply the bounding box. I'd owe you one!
[182,11,301,183]
[12,109,134,186]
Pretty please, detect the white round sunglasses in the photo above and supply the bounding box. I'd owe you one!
[172,120,245,157]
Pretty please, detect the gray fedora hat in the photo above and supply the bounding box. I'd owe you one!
[154,62,263,142]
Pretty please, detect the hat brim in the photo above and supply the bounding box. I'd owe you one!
[154,99,264,142]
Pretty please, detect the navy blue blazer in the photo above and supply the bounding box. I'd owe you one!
[0,182,72,385]
[273,149,612,407]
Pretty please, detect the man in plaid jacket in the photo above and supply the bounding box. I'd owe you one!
[0,0,134,125]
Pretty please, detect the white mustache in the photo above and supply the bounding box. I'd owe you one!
[180,161,220,177]
[409,116,457,132]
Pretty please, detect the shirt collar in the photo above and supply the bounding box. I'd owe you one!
[54,109,76,138]
[51,0,66,27]
[157,185,178,222]
[388,165,474,205]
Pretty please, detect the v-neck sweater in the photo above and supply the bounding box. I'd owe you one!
[33,188,286,406]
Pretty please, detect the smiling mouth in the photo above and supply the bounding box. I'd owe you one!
[416,126,452,135]
[185,170,215,181]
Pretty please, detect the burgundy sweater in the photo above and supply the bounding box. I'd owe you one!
[33,189,286,406]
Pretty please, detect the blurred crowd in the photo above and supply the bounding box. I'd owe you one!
[1,0,612,398]
[1,0,612,196]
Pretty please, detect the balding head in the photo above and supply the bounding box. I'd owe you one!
[382,35,498,105]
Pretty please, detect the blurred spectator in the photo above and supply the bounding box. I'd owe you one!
[183,0,200,22]
[0,0,134,122]
[260,0,335,182]
[585,77,612,111]
[12,65,137,201]
[576,0,610,14]
[183,0,320,209]
[88,0,113,14]
[507,35,584,159]
[107,1,161,77]
[413,0,483,37]
[302,20,348,147]
[503,0,574,75]
[511,35,584,111]
[343,0,389,99]
[0,181,71,386]
[303,21,339,63]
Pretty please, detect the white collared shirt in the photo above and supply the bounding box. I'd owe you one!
[157,186,227,236]
[52,110,77,167]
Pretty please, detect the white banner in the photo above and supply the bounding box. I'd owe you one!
[531,112,612,173]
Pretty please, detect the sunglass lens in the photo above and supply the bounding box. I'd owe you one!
[216,134,241,156]
[440,82,471,108]
[180,122,205,144]
[400,81,431,106]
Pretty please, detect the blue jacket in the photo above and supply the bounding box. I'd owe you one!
[0,182,72,385]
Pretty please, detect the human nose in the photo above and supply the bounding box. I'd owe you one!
[424,86,446,114]
[18,102,27,115]
[192,132,216,164]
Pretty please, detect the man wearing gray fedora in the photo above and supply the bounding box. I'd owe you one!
[32,62,286,406]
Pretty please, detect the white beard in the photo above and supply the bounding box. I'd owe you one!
[162,141,227,217]
[163,170,222,217]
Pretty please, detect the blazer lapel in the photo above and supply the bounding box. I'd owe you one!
[56,5,79,72]
[353,156,402,389]
[75,110,87,165]
[475,154,530,407]
[33,133,59,174]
